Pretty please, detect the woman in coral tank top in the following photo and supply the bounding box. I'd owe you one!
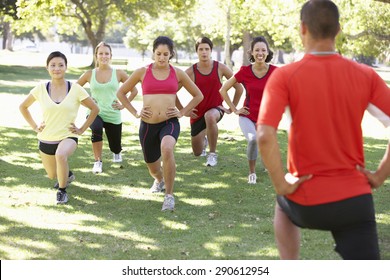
[117,36,203,211]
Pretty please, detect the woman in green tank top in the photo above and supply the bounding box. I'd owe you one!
[77,42,138,173]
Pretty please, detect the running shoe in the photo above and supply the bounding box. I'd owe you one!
[206,153,218,167]
[92,161,103,174]
[113,153,122,163]
[56,189,68,204]
[150,180,165,193]
[162,195,175,211]
[248,173,257,184]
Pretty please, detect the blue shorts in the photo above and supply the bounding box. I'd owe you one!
[38,138,78,155]
[190,107,224,137]
[139,118,180,163]
[277,194,380,259]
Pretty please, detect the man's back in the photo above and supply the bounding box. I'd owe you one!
[259,53,390,205]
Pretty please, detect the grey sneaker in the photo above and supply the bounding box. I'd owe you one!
[150,180,165,193]
[56,189,68,204]
[206,153,218,167]
[162,195,175,211]
[113,153,122,163]
[54,171,75,189]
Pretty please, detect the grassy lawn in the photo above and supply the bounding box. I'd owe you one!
[0,62,389,260]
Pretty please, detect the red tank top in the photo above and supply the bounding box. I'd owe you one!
[191,60,223,124]
[142,64,178,95]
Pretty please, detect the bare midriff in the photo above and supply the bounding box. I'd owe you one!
[142,94,177,123]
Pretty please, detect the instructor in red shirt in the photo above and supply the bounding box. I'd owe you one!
[257,0,390,259]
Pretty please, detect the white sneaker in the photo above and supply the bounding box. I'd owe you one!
[200,136,208,157]
[162,195,175,211]
[206,153,218,167]
[248,173,257,184]
[92,161,103,173]
[113,153,122,163]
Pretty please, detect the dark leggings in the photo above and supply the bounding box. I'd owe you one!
[277,194,380,260]
[90,115,122,154]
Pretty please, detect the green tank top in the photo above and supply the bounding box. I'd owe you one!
[90,68,121,124]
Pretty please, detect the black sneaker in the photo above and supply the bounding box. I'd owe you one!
[56,189,68,204]
[54,171,75,189]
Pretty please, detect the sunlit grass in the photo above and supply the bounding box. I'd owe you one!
[1,64,390,260]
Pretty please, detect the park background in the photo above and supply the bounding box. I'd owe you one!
[1,0,390,261]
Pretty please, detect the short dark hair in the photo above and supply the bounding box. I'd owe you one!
[300,0,340,40]
[46,51,67,66]
[195,37,213,52]
[248,36,274,63]
[153,36,175,60]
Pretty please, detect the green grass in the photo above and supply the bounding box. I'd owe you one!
[0,64,389,260]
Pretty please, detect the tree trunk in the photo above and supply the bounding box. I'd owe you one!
[71,0,107,68]
[224,4,233,69]
[277,50,285,64]
[2,21,13,51]
[242,31,252,66]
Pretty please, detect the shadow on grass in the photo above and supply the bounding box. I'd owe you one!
[1,125,389,260]
[0,126,278,260]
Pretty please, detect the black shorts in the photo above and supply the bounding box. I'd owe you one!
[190,107,224,137]
[139,118,180,163]
[277,194,380,259]
[39,138,78,155]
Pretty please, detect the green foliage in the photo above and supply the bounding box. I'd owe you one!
[335,0,390,59]
[4,0,390,63]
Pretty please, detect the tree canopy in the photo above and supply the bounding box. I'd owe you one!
[1,0,389,65]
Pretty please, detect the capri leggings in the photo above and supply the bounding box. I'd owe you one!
[139,118,180,163]
[90,115,122,154]
[239,116,258,160]
[277,194,380,260]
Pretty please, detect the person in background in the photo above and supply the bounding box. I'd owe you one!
[19,51,99,204]
[77,42,138,174]
[220,36,277,184]
[117,36,203,211]
[257,0,390,259]
[177,37,243,166]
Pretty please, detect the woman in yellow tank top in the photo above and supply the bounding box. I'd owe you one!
[19,51,99,204]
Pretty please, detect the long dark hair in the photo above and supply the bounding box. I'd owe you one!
[248,36,274,63]
[153,36,175,60]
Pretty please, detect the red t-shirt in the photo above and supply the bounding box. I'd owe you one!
[191,61,223,124]
[235,64,277,122]
[258,53,390,205]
